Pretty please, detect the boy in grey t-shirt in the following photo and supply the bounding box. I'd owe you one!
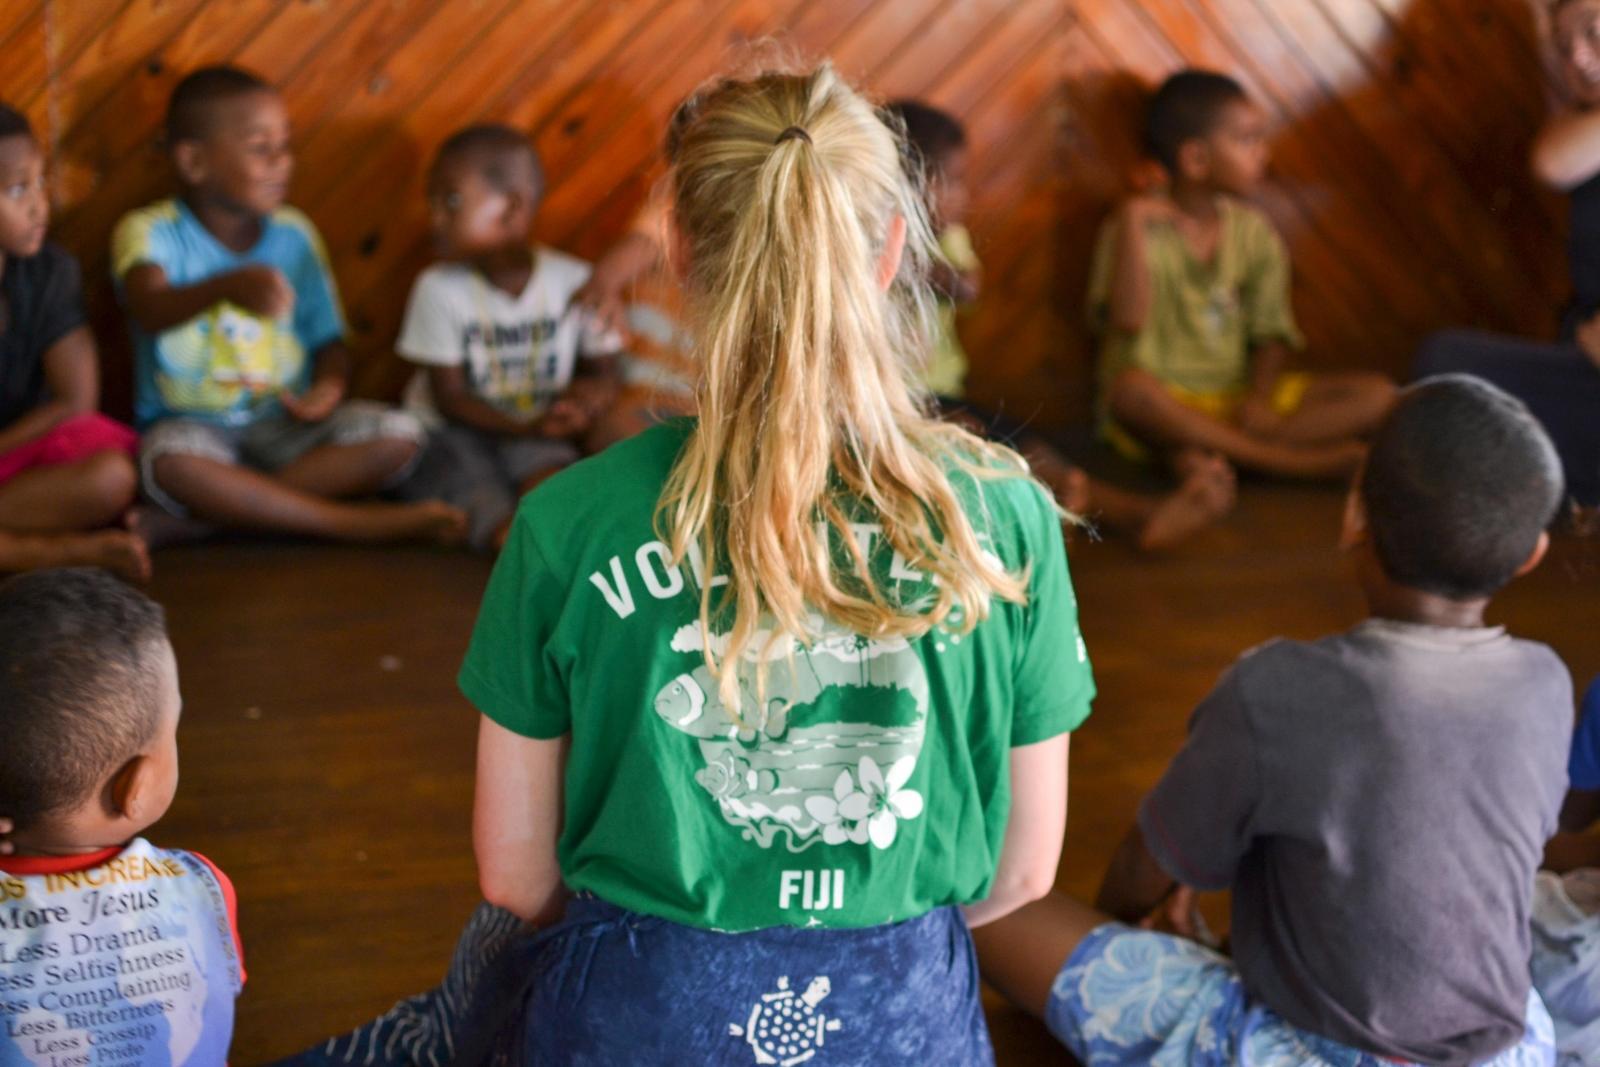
[974,376,1570,1067]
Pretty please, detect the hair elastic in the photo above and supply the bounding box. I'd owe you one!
[774,125,812,146]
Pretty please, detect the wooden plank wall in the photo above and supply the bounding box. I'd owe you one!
[6,0,1572,433]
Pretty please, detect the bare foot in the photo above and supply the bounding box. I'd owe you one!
[0,529,151,583]
[79,530,153,583]
[1138,463,1237,551]
[332,501,468,546]
[126,504,215,550]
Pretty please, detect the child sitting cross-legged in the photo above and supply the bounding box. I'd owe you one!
[113,66,464,546]
[0,105,146,580]
[1093,70,1394,481]
[0,568,244,1064]
[888,98,1235,550]
[392,125,623,552]
[974,375,1569,1065]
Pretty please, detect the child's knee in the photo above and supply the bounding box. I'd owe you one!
[81,450,139,511]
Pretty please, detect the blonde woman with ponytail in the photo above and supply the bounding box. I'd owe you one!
[461,63,1095,1063]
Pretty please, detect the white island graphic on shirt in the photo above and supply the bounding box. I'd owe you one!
[653,616,934,852]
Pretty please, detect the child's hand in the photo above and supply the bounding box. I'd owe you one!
[535,398,591,440]
[1139,885,1216,945]
[1237,392,1283,439]
[569,269,629,337]
[0,817,12,856]
[279,378,345,423]
[229,265,296,319]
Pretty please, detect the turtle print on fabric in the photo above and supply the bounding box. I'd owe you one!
[727,975,844,1065]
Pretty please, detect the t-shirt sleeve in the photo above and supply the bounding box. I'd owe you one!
[186,850,246,989]
[396,270,464,367]
[110,209,177,284]
[458,508,572,739]
[1011,484,1095,745]
[1085,216,1119,333]
[1240,215,1304,350]
[35,247,87,352]
[1137,664,1260,891]
[287,219,347,354]
[1569,676,1600,791]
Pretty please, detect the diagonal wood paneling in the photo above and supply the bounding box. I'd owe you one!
[24,0,1575,439]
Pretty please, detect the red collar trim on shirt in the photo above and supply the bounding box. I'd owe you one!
[0,845,124,876]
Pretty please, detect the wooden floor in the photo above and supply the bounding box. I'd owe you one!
[144,482,1600,1065]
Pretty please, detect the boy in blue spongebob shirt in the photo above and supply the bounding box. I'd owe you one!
[112,65,462,545]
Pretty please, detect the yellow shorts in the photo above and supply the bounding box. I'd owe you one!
[1103,372,1312,462]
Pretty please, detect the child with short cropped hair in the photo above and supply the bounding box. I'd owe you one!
[976,376,1568,1065]
[1093,70,1394,480]
[0,106,145,580]
[113,66,463,546]
[890,98,1235,550]
[0,568,244,1064]
[394,124,623,551]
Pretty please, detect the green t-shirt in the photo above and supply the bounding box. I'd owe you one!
[459,419,1094,932]
[1088,196,1303,400]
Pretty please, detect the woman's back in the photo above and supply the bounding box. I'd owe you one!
[462,418,1092,933]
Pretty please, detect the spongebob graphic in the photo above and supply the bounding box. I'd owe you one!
[153,302,304,415]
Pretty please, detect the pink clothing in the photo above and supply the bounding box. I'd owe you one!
[0,411,137,486]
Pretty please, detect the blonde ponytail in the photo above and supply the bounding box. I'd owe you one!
[659,63,1037,712]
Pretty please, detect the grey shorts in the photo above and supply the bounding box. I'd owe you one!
[140,401,426,516]
[396,424,578,551]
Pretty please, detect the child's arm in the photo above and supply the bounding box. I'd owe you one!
[1238,339,1290,435]
[277,339,352,423]
[962,733,1069,929]
[0,325,98,455]
[473,714,567,925]
[1105,196,1175,335]
[121,262,295,334]
[429,364,546,438]
[1533,107,1600,190]
[1561,789,1600,834]
[1096,822,1179,924]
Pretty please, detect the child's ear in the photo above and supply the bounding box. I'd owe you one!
[171,142,207,187]
[105,754,153,825]
[1515,530,1551,578]
[1176,139,1209,183]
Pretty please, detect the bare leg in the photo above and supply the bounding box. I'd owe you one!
[1109,369,1363,480]
[970,893,1112,1019]
[275,438,420,499]
[0,452,138,532]
[0,528,151,583]
[151,454,465,545]
[1260,373,1395,447]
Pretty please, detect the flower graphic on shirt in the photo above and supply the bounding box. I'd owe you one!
[810,755,924,850]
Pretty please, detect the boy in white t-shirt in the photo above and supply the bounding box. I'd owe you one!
[395,125,622,550]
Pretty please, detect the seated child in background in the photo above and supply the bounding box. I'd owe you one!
[890,98,1235,550]
[0,106,145,580]
[974,375,1569,1065]
[0,568,244,1064]
[113,66,464,546]
[1527,675,1600,1065]
[1093,70,1394,480]
[393,124,622,552]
